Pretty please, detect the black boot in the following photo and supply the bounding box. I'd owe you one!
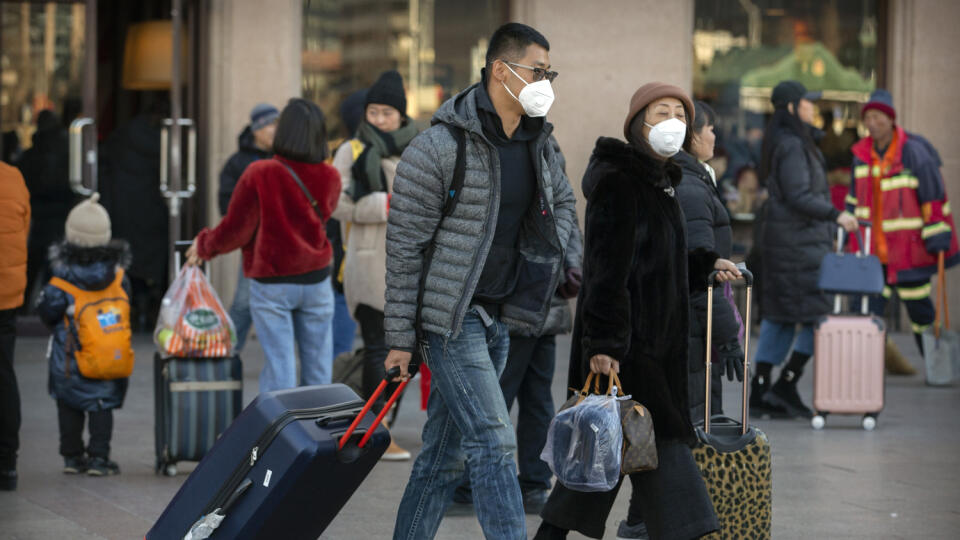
[749,370,790,419]
[0,469,16,491]
[763,352,814,419]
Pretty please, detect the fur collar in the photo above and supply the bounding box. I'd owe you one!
[583,137,682,198]
[48,240,132,269]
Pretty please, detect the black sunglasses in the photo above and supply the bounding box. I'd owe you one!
[504,61,559,83]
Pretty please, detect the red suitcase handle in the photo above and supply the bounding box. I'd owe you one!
[339,367,409,450]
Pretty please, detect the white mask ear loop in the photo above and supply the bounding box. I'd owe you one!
[501,63,527,102]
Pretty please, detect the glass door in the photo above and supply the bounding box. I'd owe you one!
[2,0,204,331]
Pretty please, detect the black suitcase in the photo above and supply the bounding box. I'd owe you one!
[147,375,405,539]
[154,352,243,476]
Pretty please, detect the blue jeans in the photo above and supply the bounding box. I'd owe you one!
[393,309,525,540]
[229,266,253,353]
[332,290,357,356]
[249,277,334,393]
[754,320,814,366]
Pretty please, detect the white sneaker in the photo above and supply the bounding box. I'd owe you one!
[381,440,411,461]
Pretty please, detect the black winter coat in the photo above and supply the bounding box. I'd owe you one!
[98,115,168,285]
[36,241,132,411]
[760,131,838,323]
[218,127,272,216]
[569,138,719,445]
[674,151,740,421]
[17,127,75,223]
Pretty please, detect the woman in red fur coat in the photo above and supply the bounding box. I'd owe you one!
[187,98,341,393]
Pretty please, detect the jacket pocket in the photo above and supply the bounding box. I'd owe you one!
[507,253,554,313]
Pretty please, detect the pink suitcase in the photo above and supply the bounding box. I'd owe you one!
[812,314,885,430]
[812,226,886,431]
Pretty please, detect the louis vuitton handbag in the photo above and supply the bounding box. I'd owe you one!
[560,372,658,474]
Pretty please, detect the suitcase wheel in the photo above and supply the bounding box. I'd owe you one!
[861,415,877,431]
[811,414,826,430]
[156,460,178,477]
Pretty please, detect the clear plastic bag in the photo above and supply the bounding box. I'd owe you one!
[153,266,236,358]
[541,393,623,492]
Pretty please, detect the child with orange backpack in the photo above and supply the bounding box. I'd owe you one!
[36,194,134,476]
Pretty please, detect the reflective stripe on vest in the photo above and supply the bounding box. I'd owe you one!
[845,194,858,206]
[921,221,952,239]
[944,202,952,216]
[880,174,919,191]
[854,164,872,178]
[882,217,924,232]
[855,206,871,219]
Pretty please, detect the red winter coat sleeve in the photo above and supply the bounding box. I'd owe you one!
[196,172,260,259]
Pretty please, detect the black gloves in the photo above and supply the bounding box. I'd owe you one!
[716,341,744,382]
[558,267,583,299]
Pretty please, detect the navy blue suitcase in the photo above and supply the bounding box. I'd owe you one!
[147,383,392,540]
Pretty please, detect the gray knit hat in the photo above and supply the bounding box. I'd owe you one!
[65,193,112,247]
[250,103,279,132]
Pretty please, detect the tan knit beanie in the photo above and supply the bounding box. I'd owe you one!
[623,82,695,142]
[65,193,112,247]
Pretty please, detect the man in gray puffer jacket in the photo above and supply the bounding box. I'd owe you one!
[384,23,577,540]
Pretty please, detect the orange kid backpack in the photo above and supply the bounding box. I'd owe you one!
[49,268,135,380]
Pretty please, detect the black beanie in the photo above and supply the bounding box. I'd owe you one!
[366,70,407,117]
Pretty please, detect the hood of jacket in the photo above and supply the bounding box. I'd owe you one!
[48,240,132,290]
[581,136,682,199]
[431,83,554,142]
[237,126,272,157]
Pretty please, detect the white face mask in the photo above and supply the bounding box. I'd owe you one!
[502,63,555,118]
[644,117,687,157]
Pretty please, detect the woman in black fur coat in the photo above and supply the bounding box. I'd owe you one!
[536,84,740,540]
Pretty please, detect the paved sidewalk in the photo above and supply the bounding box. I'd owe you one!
[1,331,958,539]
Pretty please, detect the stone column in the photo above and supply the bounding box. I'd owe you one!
[511,0,694,225]
[203,0,302,300]
[887,0,960,329]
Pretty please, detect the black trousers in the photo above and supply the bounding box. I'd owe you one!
[868,278,936,354]
[0,309,20,470]
[539,439,718,540]
[356,304,396,412]
[57,401,113,459]
[499,334,557,491]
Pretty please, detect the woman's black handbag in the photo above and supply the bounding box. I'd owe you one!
[818,227,884,296]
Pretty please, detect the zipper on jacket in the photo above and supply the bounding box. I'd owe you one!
[449,134,498,337]
[499,134,564,334]
[198,400,365,519]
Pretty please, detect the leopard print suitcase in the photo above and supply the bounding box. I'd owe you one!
[693,270,772,539]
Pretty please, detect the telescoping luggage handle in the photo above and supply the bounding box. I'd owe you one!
[705,268,754,435]
[833,225,873,316]
[339,367,409,450]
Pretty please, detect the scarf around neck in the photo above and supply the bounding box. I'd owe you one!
[349,120,418,199]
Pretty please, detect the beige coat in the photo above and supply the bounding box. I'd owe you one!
[331,141,398,316]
